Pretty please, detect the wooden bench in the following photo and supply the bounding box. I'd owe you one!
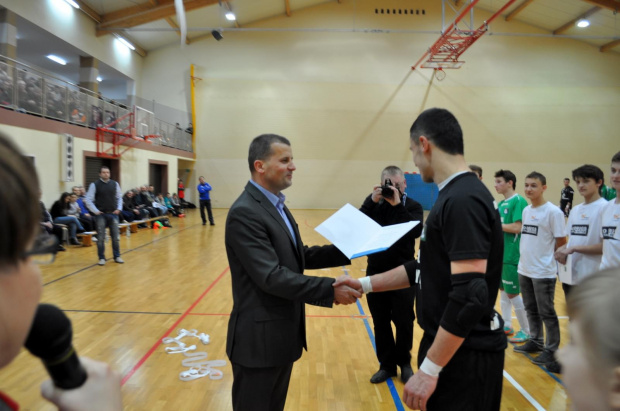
[77,231,97,247]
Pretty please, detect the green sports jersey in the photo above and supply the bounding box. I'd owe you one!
[497,193,528,265]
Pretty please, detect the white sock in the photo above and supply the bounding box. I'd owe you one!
[500,291,512,329]
[512,295,530,335]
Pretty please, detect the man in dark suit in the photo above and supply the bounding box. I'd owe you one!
[225,134,360,411]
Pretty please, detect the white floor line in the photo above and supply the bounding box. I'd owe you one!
[503,370,546,411]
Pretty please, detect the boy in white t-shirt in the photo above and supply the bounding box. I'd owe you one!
[514,171,567,373]
[554,165,606,297]
[600,151,620,270]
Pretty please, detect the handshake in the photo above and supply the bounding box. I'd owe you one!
[332,275,364,305]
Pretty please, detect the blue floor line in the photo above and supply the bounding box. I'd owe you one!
[348,269,405,411]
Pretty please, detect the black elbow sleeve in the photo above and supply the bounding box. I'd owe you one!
[440,273,488,338]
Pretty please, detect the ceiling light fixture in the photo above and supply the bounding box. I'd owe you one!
[97,76,102,82]
[114,34,136,51]
[225,12,236,21]
[47,55,67,65]
[64,0,80,8]
[576,19,590,28]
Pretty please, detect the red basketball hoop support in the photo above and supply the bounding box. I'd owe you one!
[96,108,156,159]
[412,0,518,70]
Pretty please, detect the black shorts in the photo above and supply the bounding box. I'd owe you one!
[418,333,504,411]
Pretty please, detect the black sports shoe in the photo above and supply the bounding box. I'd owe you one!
[513,341,543,353]
[532,350,555,365]
[400,365,414,383]
[370,369,396,384]
[545,361,562,374]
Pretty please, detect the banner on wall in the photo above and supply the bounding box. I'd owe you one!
[60,133,74,182]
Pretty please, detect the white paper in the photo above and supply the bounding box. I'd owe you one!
[557,254,574,285]
[315,203,419,259]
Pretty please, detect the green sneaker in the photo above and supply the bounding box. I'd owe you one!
[509,330,530,343]
[503,326,514,336]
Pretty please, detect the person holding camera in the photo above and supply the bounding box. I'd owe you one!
[359,166,423,384]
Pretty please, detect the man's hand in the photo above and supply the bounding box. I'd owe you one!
[113,210,120,215]
[370,186,383,203]
[41,357,122,411]
[554,244,571,265]
[402,370,438,410]
[333,275,363,294]
[383,186,401,206]
[84,213,91,218]
[42,221,53,229]
[333,284,361,305]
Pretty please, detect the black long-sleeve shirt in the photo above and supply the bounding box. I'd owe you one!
[359,194,423,274]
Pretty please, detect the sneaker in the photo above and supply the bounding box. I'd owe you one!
[92,236,98,242]
[503,326,514,336]
[532,350,556,365]
[98,259,106,266]
[114,257,124,264]
[513,340,542,353]
[508,330,530,343]
[69,237,81,246]
[545,361,562,374]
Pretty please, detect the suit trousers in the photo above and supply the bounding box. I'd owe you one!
[200,199,214,224]
[367,286,415,373]
[231,362,293,411]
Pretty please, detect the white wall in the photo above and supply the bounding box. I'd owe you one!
[0,124,184,208]
[137,0,620,209]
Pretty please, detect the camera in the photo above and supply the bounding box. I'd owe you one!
[381,178,394,199]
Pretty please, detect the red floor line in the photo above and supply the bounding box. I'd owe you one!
[120,266,230,386]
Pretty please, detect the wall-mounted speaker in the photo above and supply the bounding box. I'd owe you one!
[61,133,74,182]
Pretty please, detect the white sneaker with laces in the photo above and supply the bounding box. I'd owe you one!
[114,257,124,264]
[98,259,106,266]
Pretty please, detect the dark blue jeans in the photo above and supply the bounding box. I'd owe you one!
[519,275,560,352]
[95,213,120,260]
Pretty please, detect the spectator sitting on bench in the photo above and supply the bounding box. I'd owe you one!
[170,193,183,215]
[39,194,66,252]
[50,192,84,245]
[161,193,179,217]
[154,193,172,216]
[68,192,94,232]
[136,185,160,217]
[123,190,149,222]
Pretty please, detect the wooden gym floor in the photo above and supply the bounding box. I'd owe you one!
[0,209,570,410]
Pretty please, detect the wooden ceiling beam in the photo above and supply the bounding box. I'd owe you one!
[600,38,620,52]
[580,0,620,11]
[506,0,534,22]
[75,0,101,23]
[553,7,600,35]
[165,17,191,44]
[98,0,219,31]
[285,0,291,16]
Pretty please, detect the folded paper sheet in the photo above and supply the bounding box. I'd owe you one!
[315,203,419,259]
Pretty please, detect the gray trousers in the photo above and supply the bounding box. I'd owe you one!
[95,213,120,260]
[519,275,560,352]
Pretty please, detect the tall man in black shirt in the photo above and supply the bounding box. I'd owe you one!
[85,166,124,266]
[335,108,506,411]
[360,166,423,384]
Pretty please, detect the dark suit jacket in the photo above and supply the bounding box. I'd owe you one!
[225,182,350,368]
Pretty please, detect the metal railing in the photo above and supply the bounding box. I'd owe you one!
[0,56,193,153]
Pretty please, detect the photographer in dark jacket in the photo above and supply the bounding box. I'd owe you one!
[360,166,423,384]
